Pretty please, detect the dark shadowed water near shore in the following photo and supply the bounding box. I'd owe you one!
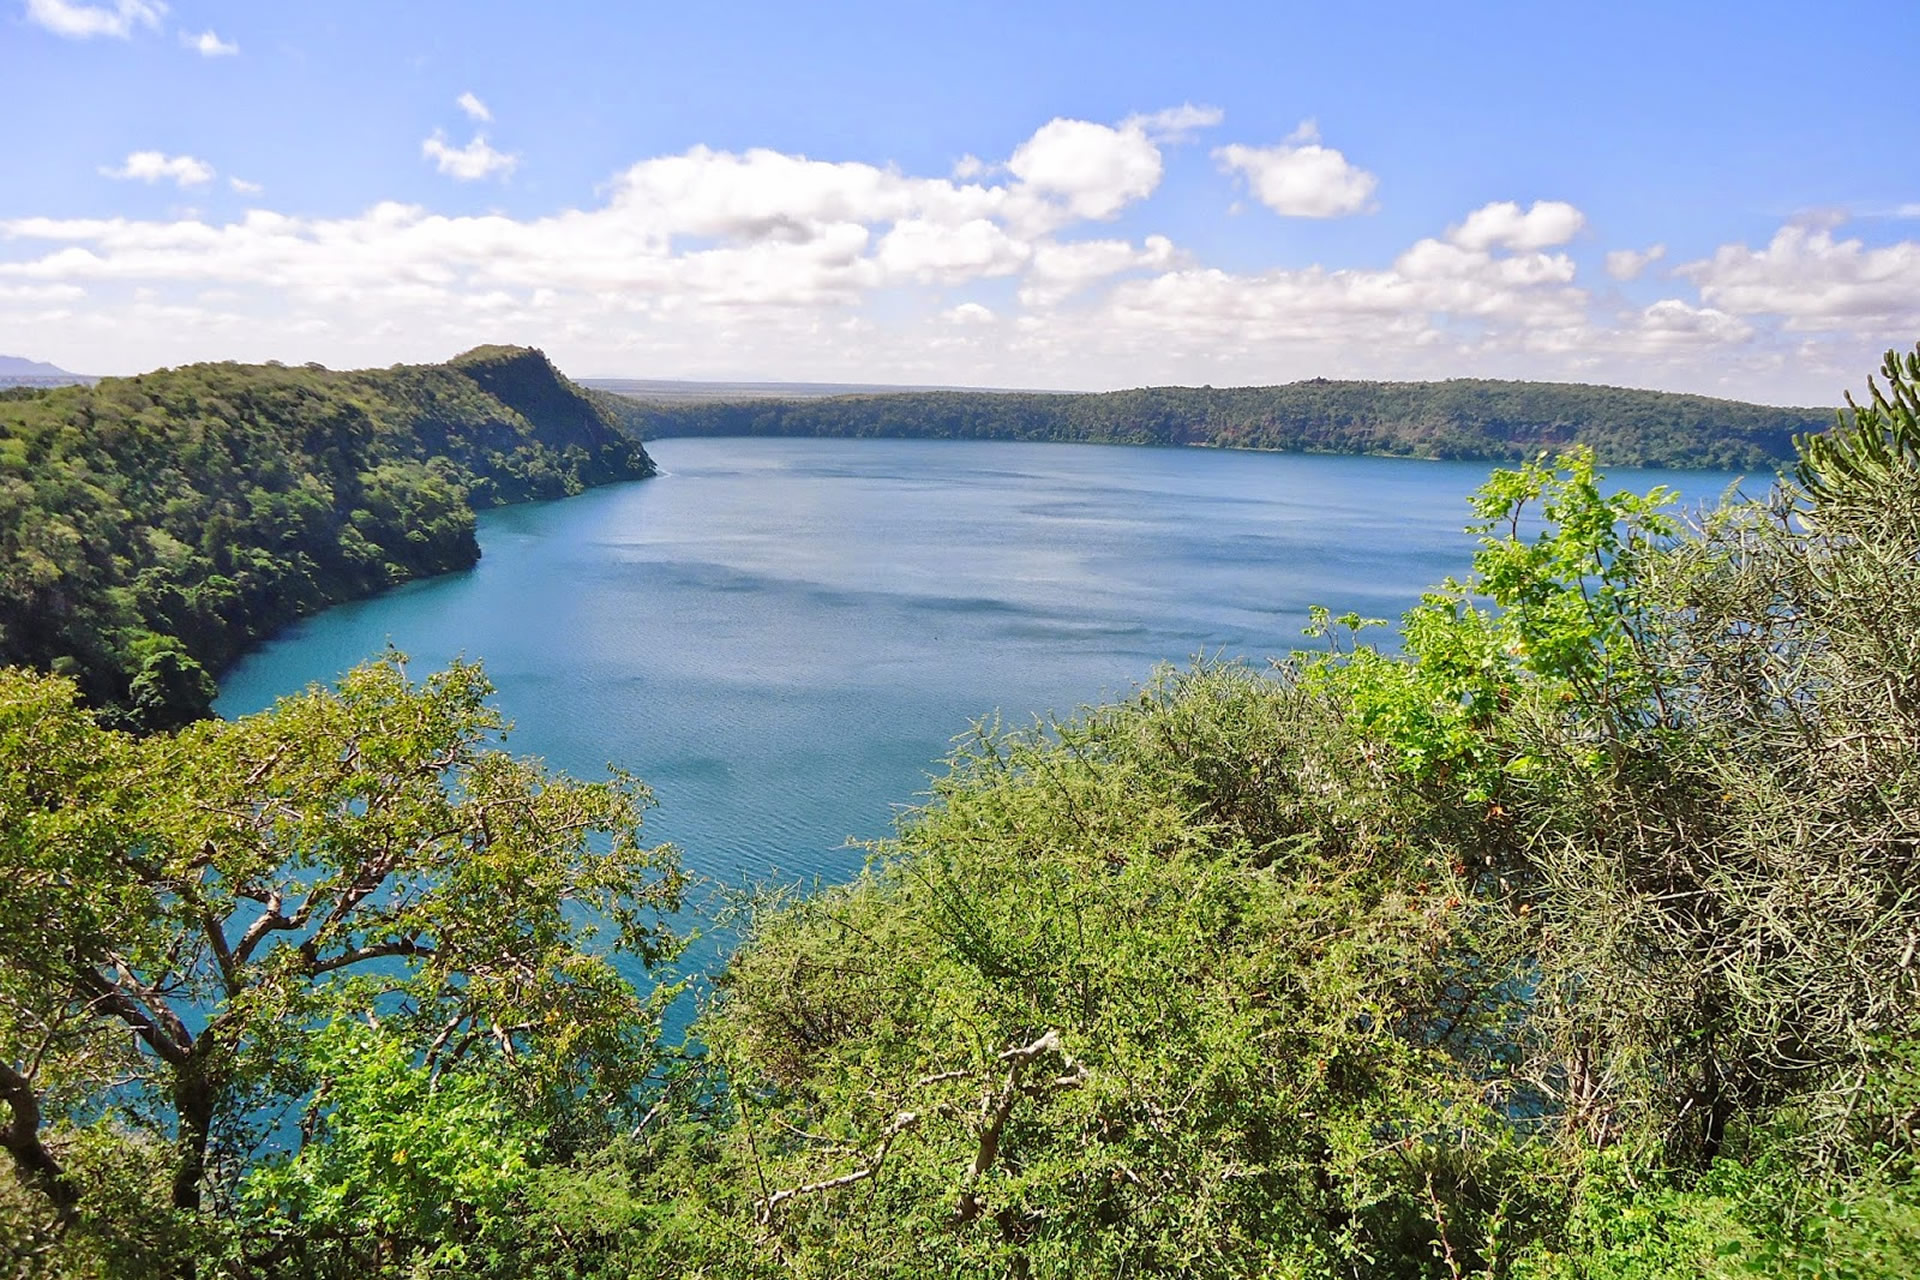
[217,437,1750,960]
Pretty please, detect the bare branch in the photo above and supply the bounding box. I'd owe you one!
[955,1029,1080,1224]
[758,1110,920,1225]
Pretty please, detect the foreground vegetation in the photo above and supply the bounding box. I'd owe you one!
[0,346,653,731]
[618,377,1830,470]
[4,348,1919,1277]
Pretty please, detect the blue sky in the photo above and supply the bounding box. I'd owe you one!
[5,0,1916,402]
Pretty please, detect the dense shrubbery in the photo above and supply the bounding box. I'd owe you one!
[619,377,1829,470]
[0,346,653,730]
[3,349,1918,1277]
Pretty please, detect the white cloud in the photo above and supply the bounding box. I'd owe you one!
[456,91,492,123]
[229,176,263,195]
[876,218,1029,283]
[1679,224,1920,330]
[422,131,518,182]
[1619,298,1753,351]
[1449,199,1586,252]
[1020,235,1177,307]
[100,150,214,186]
[24,0,163,38]
[1006,117,1165,224]
[7,111,1914,402]
[1394,235,1577,289]
[944,302,995,325]
[182,28,236,56]
[1127,103,1225,140]
[1105,232,1586,352]
[1605,243,1666,281]
[607,144,996,243]
[0,283,85,302]
[1214,121,1378,218]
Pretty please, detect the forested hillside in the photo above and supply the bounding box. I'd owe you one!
[613,377,1829,469]
[0,346,653,729]
[5,349,1918,1279]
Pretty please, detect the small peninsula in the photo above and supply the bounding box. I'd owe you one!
[0,345,653,729]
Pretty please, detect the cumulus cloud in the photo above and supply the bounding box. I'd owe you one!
[6,110,1915,401]
[1678,224,1920,331]
[607,145,985,243]
[1214,121,1378,218]
[1605,243,1666,281]
[877,218,1030,283]
[100,150,214,186]
[422,131,518,182]
[944,302,995,325]
[182,28,236,56]
[1449,200,1586,252]
[24,0,163,39]
[17,110,1199,313]
[1007,117,1165,223]
[456,91,492,123]
[228,176,263,195]
[1105,230,1586,354]
[1620,298,1753,351]
[1020,235,1177,307]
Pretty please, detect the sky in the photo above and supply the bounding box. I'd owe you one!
[4,0,1917,403]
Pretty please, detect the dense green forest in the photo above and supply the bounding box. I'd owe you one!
[614,377,1831,469]
[0,346,653,730]
[4,347,1919,1278]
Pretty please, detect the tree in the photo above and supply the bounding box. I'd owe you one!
[703,664,1536,1278]
[0,654,685,1263]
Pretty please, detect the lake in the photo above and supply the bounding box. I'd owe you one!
[217,438,1752,898]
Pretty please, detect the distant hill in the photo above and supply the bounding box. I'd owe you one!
[608,377,1835,471]
[0,353,94,388]
[0,346,654,728]
[0,355,70,377]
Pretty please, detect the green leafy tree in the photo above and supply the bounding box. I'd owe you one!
[241,1022,542,1277]
[0,654,684,1271]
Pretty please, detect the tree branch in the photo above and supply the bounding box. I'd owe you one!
[955,1029,1079,1224]
[758,1109,920,1225]
[74,967,190,1066]
[305,938,437,976]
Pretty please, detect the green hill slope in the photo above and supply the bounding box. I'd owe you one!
[0,346,654,729]
[610,377,1832,469]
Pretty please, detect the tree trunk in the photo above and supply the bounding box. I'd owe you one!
[1698,1047,1731,1165]
[170,1066,216,1212]
[0,1061,77,1220]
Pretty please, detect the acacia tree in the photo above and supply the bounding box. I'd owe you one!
[0,654,685,1250]
[701,663,1535,1278]
[1323,348,1920,1170]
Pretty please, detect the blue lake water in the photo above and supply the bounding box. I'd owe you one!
[216,438,1753,903]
